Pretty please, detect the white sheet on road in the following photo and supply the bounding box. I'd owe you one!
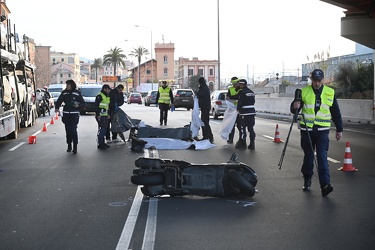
[190,96,204,138]
[219,100,237,141]
[140,138,216,150]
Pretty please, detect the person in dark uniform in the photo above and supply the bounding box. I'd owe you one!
[196,77,214,143]
[95,84,111,149]
[54,80,85,154]
[236,79,256,150]
[291,69,343,196]
[156,81,174,126]
[106,84,125,142]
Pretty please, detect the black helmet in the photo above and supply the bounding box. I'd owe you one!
[238,79,247,85]
[311,69,324,80]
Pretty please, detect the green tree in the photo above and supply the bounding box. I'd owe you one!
[90,58,103,83]
[128,46,149,88]
[334,61,374,99]
[103,46,127,87]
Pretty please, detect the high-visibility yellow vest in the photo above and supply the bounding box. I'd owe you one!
[99,92,110,116]
[158,87,171,104]
[300,86,334,128]
[228,86,240,106]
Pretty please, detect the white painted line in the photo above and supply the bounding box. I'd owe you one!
[8,142,26,151]
[115,186,144,250]
[142,197,158,250]
[328,157,341,164]
[263,135,273,140]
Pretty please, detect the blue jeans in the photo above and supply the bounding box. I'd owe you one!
[300,129,330,187]
[97,116,109,146]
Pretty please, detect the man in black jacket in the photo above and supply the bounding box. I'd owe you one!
[236,79,256,150]
[54,80,85,154]
[106,84,125,142]
[195,77,214,143]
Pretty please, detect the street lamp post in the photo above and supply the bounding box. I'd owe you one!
[217,0,221,90]
[135,25,153,90]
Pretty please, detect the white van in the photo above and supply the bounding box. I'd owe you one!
[48,84,66,93]
[79,83,103,114]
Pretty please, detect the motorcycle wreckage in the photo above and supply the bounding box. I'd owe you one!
[131,153,258,198]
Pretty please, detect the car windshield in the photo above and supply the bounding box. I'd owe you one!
[176,90,193,97]
[50,92,61,98]
[131,94,141,98]
[81,88,102,97]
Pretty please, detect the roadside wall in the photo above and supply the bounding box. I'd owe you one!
[255,96,374,124]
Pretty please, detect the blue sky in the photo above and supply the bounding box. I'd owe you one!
[8,0,355,80]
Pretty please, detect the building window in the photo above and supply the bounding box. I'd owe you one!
[61,58,64,62]
[146,69,150,74]
[164,55,168,64]
[60,74,63,77]
[198,69,203,76]
[188,69,193,76]
[68,74,71,77]
[164,68,168,76]
[209,68,214,76]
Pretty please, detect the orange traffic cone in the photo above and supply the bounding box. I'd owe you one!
[50,117,55,124]
[42,122,47,132]
[338,141,358,171]
[54,113,59,120]
[28,135,36,144]
[273,124,282,143]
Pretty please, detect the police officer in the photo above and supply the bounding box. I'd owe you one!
[291,69,343,196]
[156,81,174,126]
[54,80,84,154]
[106,84,125,142]
[236,79,256,150]
[95,84,111,149]
[226,76,241,143]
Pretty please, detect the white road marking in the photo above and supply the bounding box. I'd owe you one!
[8,124,47,152]
[142,198,158,250]
[115,186,144,250]
[263,135,341,163]
[328,157,341,164]
[263,135,273,140]
[8,142,26,151]
[116,148,159,249]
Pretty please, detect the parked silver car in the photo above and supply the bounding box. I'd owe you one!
[210,90,228,119]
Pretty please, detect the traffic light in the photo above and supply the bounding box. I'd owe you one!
[276,73,279,80]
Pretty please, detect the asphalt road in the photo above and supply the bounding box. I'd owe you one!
[1,104,374,250]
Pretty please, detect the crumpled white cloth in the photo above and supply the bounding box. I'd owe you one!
[219,100,237,140]
[190,96,204,138]
[141,138,216,150]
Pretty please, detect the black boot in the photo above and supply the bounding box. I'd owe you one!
[248,140,255,150]
[72,144,77,154]
[67,143,72,152]
[235,139,247,149]
[303,178,311,191]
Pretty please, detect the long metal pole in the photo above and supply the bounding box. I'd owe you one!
[151,29,153,90]
[217,0,221,90]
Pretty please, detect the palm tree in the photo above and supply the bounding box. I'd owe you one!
[90,58,103,83]
[103,46,127,87]
[128,46,149,88]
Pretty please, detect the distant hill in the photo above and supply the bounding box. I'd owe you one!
[80,57,94,63]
